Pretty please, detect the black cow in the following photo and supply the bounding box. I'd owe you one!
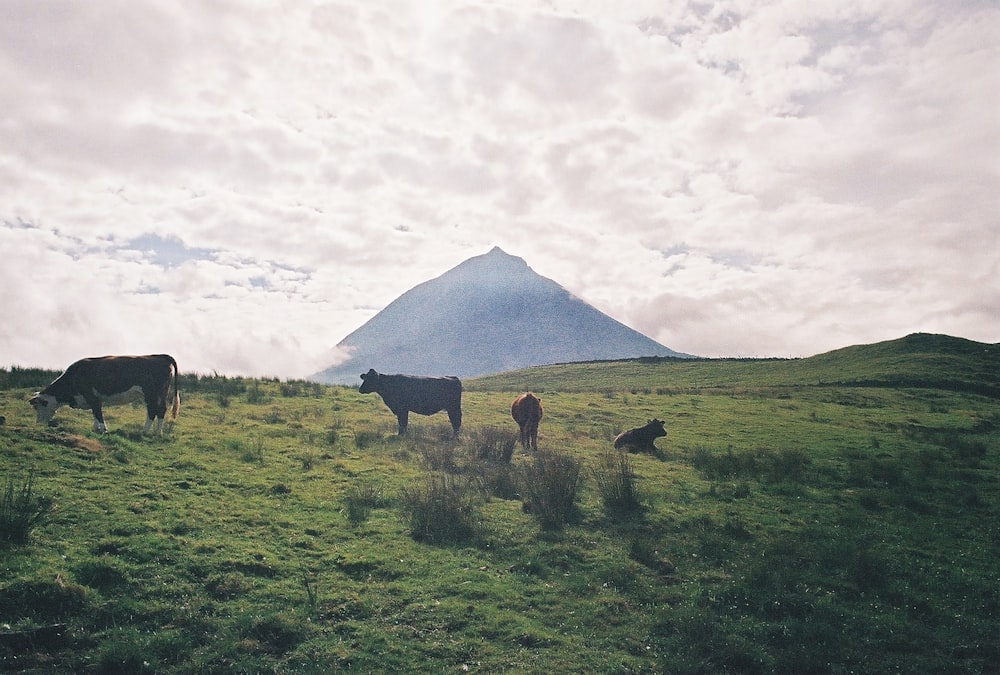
[29,354,180,434]
[613,419,667,453]
[359,368,462,435]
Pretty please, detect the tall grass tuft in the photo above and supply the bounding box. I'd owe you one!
[239,433,266,465]
[520,451,583,530]
[593,450,644,514]
[1,472,53,547]
[421,443,459,473]
[400,474,479,544]
[467,426,520,500]
[468,426,517,464]
[353,429,384,450]
[344,479,386,526]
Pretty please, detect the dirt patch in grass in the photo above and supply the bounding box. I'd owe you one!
[52,433,103,455]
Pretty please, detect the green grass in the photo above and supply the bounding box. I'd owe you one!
[0,336,998,672]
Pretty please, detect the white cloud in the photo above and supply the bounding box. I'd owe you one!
[1,0,997,377]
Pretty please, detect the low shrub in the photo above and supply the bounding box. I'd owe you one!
[344,479,386,526]
[592,450,643,514]
[520,451,583,530]
[467,426,517,464]
[400,474,479,544]
[466,426,519,500]
[297,450,319,470]
[473,460,519,501]
[1,472,53,547]
[353,429,384,450]
[421,443,458,473]
[237,434,266,465]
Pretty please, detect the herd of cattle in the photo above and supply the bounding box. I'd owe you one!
[27,355,668,453]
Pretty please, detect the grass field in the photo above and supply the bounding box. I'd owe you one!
[1,334,997,673]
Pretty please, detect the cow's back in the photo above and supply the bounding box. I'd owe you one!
[66,355,173,396]
[383,374,461,415]
[511,393,542,424]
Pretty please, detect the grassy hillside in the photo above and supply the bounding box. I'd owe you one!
[467,333,1000,395]
[1,337,997,673]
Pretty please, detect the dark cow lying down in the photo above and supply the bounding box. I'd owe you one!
[359,368,462,435]
[614,419,667,453]
[29,354,180,434]
[511,392,542,451]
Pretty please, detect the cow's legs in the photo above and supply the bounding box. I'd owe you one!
[145,398,167,434]
[143,415,165,434]
[91,404,107,433]
[447,407,462,436]
[395,410,409,435]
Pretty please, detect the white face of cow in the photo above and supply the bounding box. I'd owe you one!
[29,393,59,424]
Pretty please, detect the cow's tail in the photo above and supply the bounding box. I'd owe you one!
[169,355,180,419]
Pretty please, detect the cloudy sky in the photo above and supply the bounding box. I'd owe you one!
[2,1,997,378]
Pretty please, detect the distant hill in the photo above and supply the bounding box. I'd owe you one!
[467,333,1000,397]
[796,332,1000,396]
[312,247,689,384]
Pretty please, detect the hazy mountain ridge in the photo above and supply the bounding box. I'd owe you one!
[312,247,688,384]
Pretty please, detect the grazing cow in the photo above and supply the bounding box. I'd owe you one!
[358,368,462,435]
[29,354,180,434]
[510,392,543,451]
[614,419,667,453]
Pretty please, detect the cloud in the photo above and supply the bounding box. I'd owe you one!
[0,1,996,376]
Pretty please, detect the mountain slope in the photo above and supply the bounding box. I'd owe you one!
[312,247,688,384]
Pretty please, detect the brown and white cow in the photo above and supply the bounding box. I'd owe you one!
[359,368,462,435]
[29,354,180,434]
[511,392,542,451]
[614,419,667,453]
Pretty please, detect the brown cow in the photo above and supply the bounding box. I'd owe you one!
[613,419,666,454]
[511,392,543,451]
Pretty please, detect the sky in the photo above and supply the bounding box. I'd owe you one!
[2,0,997,379]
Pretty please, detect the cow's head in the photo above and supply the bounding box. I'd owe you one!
[28,393,59,424]
[645,419,667,438]
[358,369,381,394]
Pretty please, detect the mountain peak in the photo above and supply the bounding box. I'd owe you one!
[461,245,529,272]
[312,249,688,384]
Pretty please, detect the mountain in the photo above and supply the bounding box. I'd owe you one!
[312,247,689,384]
